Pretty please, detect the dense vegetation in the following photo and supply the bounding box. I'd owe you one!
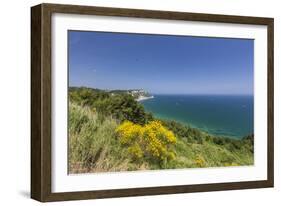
[69,87,254,173]
[70,87,153,125]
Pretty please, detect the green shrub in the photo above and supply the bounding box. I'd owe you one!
[69,87,153,125]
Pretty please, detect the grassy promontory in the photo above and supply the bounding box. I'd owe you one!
[69,87,254,173]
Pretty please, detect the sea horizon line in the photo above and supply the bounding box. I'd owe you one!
[68,86,253,96]
[149,93,254,96]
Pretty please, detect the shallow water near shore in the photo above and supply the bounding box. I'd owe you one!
[141,94,254,139]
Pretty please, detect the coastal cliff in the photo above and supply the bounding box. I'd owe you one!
[110,89,153,101]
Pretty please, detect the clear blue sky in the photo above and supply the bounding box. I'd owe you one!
[69,31,254,95]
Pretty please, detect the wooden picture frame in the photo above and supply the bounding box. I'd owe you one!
[31,3,274,202]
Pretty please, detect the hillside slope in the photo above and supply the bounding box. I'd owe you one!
[69,101,253,173]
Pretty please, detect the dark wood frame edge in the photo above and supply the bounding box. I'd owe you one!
[31,3,274,202]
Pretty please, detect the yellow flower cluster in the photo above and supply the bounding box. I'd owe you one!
[195,155,206,167]
[116,120,176,162]
[142,120,176,159]
[115,121,143,145]
[127,144,143,160]
[224,162,239,167]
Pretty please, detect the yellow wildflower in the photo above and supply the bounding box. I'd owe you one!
[195,155,206,167]
[115,120,177,162]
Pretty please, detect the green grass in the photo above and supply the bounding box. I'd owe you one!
[69,102,253,174]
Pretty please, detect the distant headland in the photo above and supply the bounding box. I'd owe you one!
[125,89,154,101]
[71,87,154,102]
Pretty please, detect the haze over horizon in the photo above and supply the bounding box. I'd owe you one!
[69,31,254,95]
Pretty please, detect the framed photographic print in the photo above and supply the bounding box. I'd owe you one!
[31,3,274,202]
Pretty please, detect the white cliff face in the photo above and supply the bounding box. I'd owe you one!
[136,95,154,102]
[126,89,153,101]
[108,89,153,101]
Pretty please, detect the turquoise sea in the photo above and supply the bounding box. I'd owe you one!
[141,95,254,139]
